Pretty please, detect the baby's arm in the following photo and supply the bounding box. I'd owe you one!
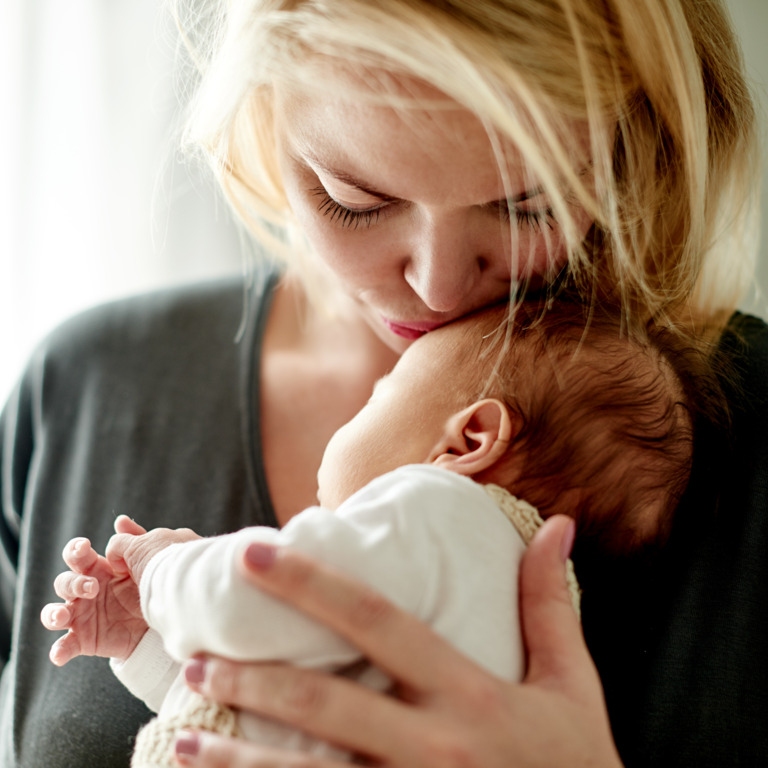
[138,504,436,665]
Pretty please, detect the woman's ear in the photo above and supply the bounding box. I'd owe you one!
[428,399,516,477]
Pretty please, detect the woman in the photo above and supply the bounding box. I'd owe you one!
[1,0,764,766]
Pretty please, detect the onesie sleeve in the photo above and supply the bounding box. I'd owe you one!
[109,629,181,713]
[139,496,438,665]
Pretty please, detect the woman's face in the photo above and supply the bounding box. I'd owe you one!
[275,78,593,353]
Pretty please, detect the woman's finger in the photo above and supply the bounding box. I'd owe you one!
[184,656,422,762]
[519,515,597,690]
[237,542,487,695]
[174,729,348,768]
[52,571,99,601]
[518,515,620,763]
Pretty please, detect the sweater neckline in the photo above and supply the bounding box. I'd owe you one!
[239,260,283,530]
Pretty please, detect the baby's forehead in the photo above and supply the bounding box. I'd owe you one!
[390,322,479,385]
[406,306,644,380]
[416,318,484,362]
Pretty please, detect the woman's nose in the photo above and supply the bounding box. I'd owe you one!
[402,219,497,313]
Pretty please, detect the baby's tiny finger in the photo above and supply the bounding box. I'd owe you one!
[40,603,71,631]
[62,537,99,571]
[49,633,80,667]
[105,533,135,574]
[53,571,99,600]
[114,515,148,536]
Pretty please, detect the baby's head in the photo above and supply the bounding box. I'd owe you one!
[318,302,696,555]
[461,304,697,555]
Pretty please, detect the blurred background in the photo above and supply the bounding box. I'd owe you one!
[1,0,766,402]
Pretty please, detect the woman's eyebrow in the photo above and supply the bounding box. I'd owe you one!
[507,162,592,205]
[300,148,548,204]
[506,185,545,203]
[301,151,395,200]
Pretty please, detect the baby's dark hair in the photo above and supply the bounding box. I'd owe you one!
[453,303,709,556]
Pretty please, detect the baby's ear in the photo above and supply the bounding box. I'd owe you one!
[428,399,516,476]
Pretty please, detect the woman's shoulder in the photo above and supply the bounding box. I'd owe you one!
[31,263,282,391]
[47,271,274,358]
[722,312,768,373]
[583,311,768,766]
[718,311,768,419]
[724,311,768,346]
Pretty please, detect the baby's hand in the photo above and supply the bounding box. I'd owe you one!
[105,515,201,585]
[41,524,148,665]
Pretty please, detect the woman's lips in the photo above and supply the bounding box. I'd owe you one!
[382,317,446,340]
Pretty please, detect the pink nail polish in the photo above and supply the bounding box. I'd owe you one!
[184,657,206,685]
[175,730,200,759]
[245,542,277,570]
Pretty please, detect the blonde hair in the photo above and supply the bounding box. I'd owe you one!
[173,0,760,332]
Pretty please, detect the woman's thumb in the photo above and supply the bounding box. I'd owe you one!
[519,515,592,687]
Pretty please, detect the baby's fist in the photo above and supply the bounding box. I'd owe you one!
[105,518,201,585]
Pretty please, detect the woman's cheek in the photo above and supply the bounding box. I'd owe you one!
[515,221,588,280]
[307,223,392,284]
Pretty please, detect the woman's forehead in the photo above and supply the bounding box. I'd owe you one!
[275,74,592,198]
[279,96,555,205]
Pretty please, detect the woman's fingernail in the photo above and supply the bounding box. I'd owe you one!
[244,542,277,570]
[82,579,95,594]
[184,657,207,686]
[560,518,576,562]
[175,730,200,760]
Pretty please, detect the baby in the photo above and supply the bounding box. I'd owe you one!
[42,301,694,766]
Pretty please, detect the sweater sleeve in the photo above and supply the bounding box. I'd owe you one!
[0,373,35,673]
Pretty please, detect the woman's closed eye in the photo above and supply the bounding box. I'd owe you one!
[492,199,556,233]
[311,187,394,229]
[508,206,556,232]
[312,185,557,233]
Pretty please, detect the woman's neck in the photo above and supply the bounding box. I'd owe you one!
[260,272,398,525]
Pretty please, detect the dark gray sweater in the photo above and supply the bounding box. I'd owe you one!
[1,259,766,766]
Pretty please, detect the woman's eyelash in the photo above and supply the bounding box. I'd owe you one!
[311,186,556,232]
[506,206,556,232]
[311,187,384,229]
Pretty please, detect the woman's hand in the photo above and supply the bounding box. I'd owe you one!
[172,515,623,767]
